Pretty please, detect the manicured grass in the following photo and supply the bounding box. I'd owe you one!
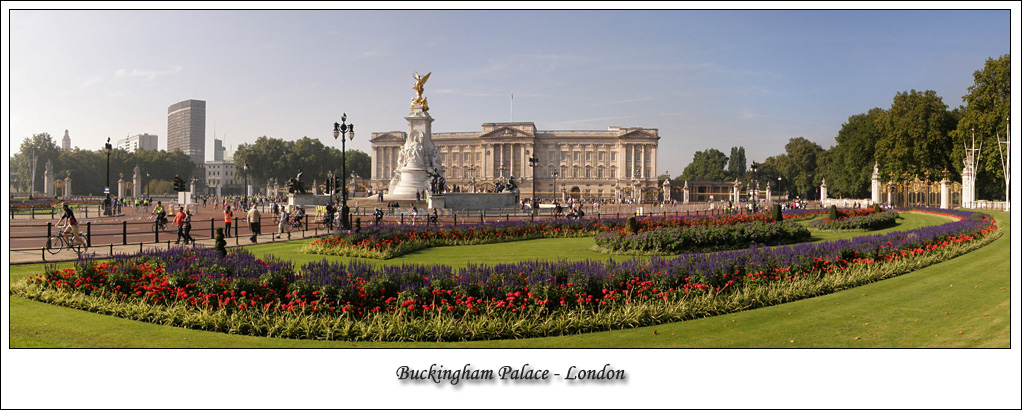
[7,211,1010,347]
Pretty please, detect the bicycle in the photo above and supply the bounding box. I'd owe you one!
[47,222,88,255]
[151,215,170,232]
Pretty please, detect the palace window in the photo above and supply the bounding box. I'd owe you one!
[598,152,605,162]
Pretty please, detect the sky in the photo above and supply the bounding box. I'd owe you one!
[6,6,1015,179]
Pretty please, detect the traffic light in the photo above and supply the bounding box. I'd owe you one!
[173,175,185,192]
[333,175,342,194]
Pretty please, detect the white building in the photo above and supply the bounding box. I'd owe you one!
[116,133,159,152]
[371,122,660,202]
[204,160,238,194]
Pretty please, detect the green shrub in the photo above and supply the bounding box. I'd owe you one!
[829,205,839,221]
[626,216,639,234]
[772,204,783,222]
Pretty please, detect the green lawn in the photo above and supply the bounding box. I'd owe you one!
[7,210,1011,347]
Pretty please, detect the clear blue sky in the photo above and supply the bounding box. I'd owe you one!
[6,7,1014,178]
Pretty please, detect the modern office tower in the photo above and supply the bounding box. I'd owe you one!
[213,138,227,161]
[116,133,159,152]
[167,99,206,167]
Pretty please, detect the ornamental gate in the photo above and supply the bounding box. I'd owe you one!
[888,174,961,208]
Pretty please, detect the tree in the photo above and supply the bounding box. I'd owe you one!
[728,146,746,180]
[824,108,885,198]
[233,136,371,187]
[680,148,729,182]
[875,90,958,182]
[950,54,1010,200]
[10,133,61,193]
[777,137,825,200]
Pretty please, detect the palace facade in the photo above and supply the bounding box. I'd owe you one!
[370,122,660,202]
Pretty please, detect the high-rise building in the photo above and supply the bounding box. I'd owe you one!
[167,99,206,167]
[116,133,159,152]
[213,138,227,161]
[62,130,71,152]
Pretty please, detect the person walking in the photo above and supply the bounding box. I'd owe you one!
[277,206,291,240]
[224,205,233,237]
[248,205,261,243]
[182,209,195,245]
[174,206,187,244]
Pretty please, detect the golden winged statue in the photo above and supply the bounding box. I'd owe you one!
[413,71,431,98]
[411,71,432,111]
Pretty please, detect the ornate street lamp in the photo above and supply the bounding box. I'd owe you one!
[528,156,539,215]
[466,164,477,192]
[29,150,38,199]
[104,138,113,215]
[333,114,354,230]
[243,162,249,207]
[550,170,558,202]
[146,171,151,200]
[750,162,759,212]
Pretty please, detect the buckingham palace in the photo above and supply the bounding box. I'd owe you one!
[370,122,660,202]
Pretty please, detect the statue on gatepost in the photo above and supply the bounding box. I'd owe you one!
[286,168,307,194]
[506,175,518,193]
[426,168,446,196]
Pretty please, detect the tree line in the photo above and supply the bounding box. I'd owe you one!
[9,134,371,197]
[673,54,1009,201]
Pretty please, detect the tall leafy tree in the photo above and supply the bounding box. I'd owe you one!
[680,148,730,182]
[824,108,885,198]
[10,133,61,193]
[727,146,746,180]
[950,54,1010,200]
[777,137,825,200]
[875,89,958,182]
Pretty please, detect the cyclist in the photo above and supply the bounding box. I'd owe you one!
[324,203,336,230]
[58,202,85,247]
[151,201,167,228]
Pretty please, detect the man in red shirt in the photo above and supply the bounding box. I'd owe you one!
[174,206,187,244]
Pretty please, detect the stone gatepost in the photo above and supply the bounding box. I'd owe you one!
[820,178,828,203]
[64,172,72,199]
[940,178,950,209]
[870,162,881,204]
[732,179,741,203]
[43,160,55,197]
[133,165,142,198]
[683,180,690,204]
[117,174,126,199]
[662,178,671,202]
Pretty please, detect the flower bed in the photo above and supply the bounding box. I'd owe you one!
[12,209,998,341]
[809,209,899,231]
[593,221,811,255]
[302,211,821,259]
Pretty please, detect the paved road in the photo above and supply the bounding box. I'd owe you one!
[10,200,716,264]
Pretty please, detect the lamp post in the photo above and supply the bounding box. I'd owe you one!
[29,150,38,199]
[146,171,151,200]
[550,170,558,202]
[333,114,354,230]
[243,162,249,208]
[466,165,477,192]
[104,138,112,216]
[750,163,758,212]
[528,156,539,214]
[326,170,334,205]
